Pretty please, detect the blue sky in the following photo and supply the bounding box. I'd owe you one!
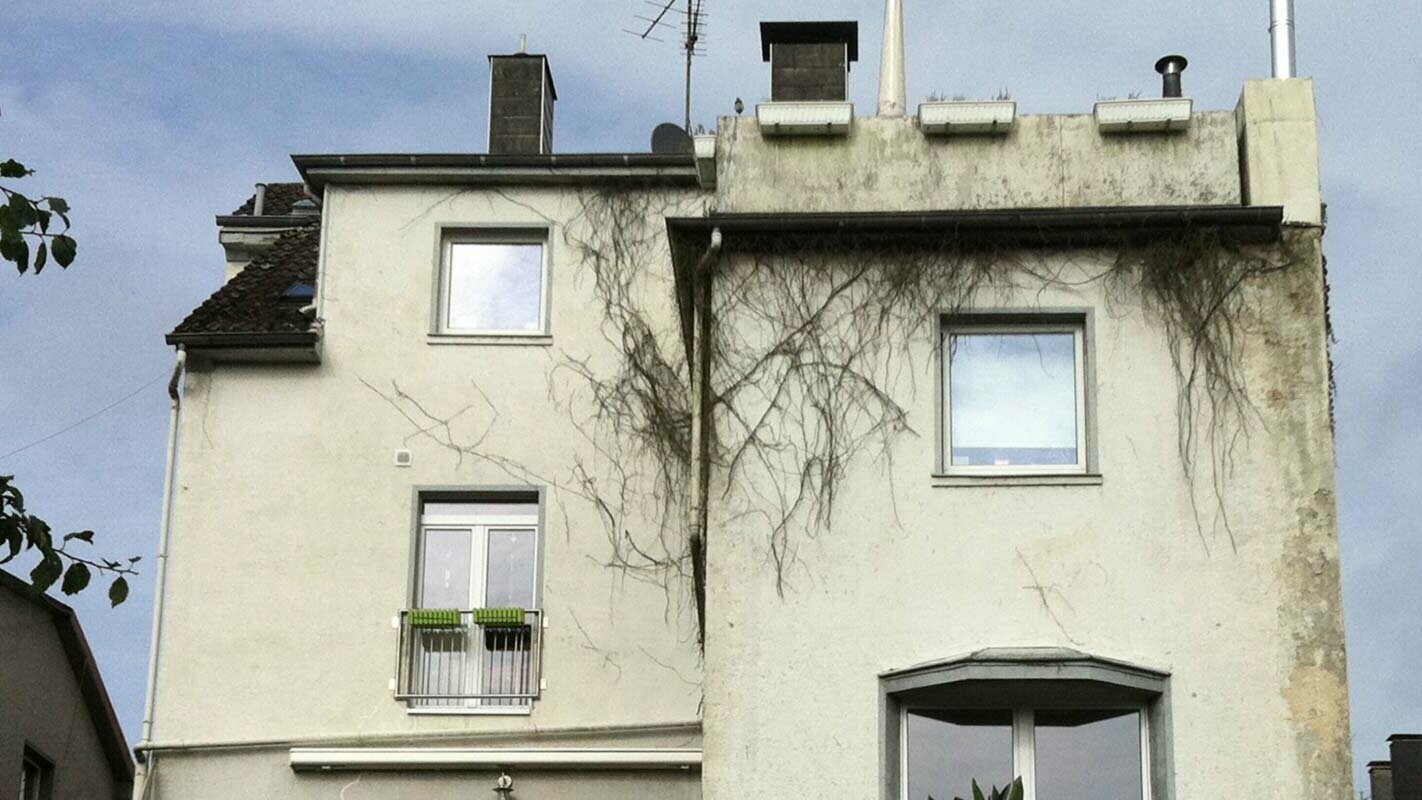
[1,1,1418,787]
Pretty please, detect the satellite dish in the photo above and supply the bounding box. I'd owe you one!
[651,122,693,154]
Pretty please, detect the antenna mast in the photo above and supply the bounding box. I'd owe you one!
[625,0,708,131]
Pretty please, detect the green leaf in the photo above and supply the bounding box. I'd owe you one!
[63,529,94,544]
[32,242,46,274]
[51,234,76,267]
[35,208,50,234]
[108,576,129,607]
[972,779,987,800]
[11,237,28,273]
[1006,777,1023,800]
[46,197,69,215]
[0,159,30,178]
[61,562,91,595]
[23,515,51,551]
[0,519,21,563]
[30,553,63,592]
[7,191,37,228]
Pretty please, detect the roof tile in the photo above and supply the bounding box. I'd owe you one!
[169,224,320,340]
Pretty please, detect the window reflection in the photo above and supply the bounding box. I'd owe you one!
[949,331,1079,467]
[907,709,1014,800]
[1034,709,1143,800]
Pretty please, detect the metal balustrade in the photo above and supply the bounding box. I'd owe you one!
[394,610,542,708]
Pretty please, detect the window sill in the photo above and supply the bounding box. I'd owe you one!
[405,706,534,716]
[427,333,553,347]
[931,473,1103,488]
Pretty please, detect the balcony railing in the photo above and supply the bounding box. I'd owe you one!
[394,609,542,708]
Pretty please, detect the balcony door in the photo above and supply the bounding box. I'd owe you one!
[415,499,538,709]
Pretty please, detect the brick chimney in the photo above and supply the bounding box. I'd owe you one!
[759,22,858,102]
[487,43,556,155]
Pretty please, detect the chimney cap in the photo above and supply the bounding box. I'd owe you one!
[1154,54,1189,75]
[488,52,558,100]
[759,21,859,62]
[1388,734,1422,742]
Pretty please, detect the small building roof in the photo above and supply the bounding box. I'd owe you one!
[0,570,135,787]
[229,182,310,216]
[168,224,320,346]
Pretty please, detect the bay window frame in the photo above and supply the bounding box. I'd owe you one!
[898,703,1152,800]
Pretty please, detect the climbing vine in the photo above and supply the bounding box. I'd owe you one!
[369,185,1309,650]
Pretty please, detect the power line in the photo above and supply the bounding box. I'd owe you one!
[0,373,167,461]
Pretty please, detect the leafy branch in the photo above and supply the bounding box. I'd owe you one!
[0,475,138,606]
[1,158,77,274]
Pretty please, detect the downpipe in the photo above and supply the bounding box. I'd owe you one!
[134,346,187,798]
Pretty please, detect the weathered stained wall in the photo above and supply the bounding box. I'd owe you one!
[714,111,1241,213]
[147,184,709,797]
[701,80,1348,800]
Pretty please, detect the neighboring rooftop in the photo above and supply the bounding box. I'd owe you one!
[0,570,135,789]
[168,224,320,347]
[230,182,310,216]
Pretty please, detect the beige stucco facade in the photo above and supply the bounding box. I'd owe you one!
[140,76,1347,799]
[700,78,1346,799]
[141,185,708,797]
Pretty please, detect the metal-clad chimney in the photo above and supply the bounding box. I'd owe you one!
[1270,0,1296,78]
[759,21,859,102]
[488,44,557,155]
[1155,55,1188,98]
[877,0,906,115]
[252,183,267,216]
[1371,761,1397,800]
[1391,735,1422,800]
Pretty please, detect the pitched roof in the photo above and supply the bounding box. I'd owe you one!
[0,570,135,788]
[168,224,320,343]
[230,182,310,216]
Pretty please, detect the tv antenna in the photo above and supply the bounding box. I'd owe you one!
[624,0,708,131]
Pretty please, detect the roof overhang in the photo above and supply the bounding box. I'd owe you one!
[214,214,320,229]
[165,331,321,364]
[666,204,1287,360]
[293,153,700,191]
[759,21,860,62]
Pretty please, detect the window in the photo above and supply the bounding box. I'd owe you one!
[880,649,1170,800]
[942,316,1088,475]
[401,496,541,711]
[19,747,52,800]
[905,706,1147,800]
[437,232,548,335]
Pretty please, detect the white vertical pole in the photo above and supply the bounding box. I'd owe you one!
[1270,0,1297,78]
[877,0,906,115]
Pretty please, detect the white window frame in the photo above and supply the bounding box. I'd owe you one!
[410,500,541,716]
[899,704,1151,800]
[436,231,551,337]
[941,321,1088,476]
[417,504,540,611]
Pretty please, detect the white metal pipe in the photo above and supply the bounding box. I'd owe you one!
[137,720,704,756]
[138,347,186,747]
[289,747,704,772]
[877,0,906,115]
[1270,0,1296,78]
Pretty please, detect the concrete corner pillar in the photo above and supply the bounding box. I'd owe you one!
[1235,78,1323,225]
